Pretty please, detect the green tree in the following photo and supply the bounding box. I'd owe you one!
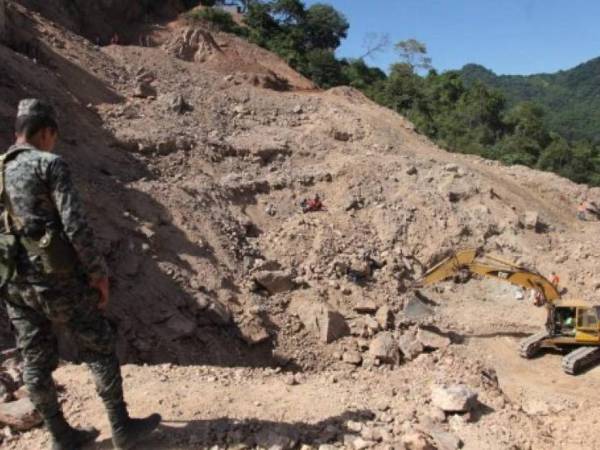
[303,3,349,50]
[244,1,279,45]
[270,0,305,24]
[299,49,346,88]
[395,39,432,72]
[537,134,572,173]
[341,58,386,92]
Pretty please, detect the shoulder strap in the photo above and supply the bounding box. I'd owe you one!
[1,147,30,233]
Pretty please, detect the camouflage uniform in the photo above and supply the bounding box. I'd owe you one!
[2,143,124,420]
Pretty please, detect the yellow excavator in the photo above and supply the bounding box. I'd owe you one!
[419,249,600,375]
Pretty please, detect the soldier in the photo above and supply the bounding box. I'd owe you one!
[1,99,161,449]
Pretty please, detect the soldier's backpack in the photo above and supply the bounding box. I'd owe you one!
[0,147,78,278]
[0,147,28,287]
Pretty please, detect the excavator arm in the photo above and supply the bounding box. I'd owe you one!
[419,249,561,303]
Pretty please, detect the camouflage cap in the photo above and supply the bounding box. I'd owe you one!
[17,98,56,120]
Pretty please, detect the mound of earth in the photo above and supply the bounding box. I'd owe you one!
[2,1,600,449]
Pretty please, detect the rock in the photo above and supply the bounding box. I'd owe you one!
[522,211,543,232]
[254,429,294,450]
[426,407,447,424]
[403,295,433,320]
[284,374,298,386]
[428,430,462,450]
[346,420,363,433]
[402,432,437,450]
[237,315,270,345]
[133,81,157,98]
[444,163,459,172]
[265,204,277,216]
[169,94,192,114]
[332,130,352,142]
[375,306,394,330]
[0,398,42,431]
[203,300,232,325]
[369,332,400,365]
[345,195,365,211]
[320,310,350,344]
[354,300,378,314]
[416,328,451,349]
[360,426,376,441]
[253,270,296,295]
[164,312,197,340]
[343,351,363,366]
[292,104,303,114]
[294,300,349,344]
[438,177,477,203]
[372,427,393,443]
[398,334,425,360]
[431,385,478,413]
[156,138,178,155]
[406,166,418,175]
[364,316,380,333]
[351,437,375,450]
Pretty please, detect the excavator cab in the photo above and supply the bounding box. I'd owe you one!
[575,306,600,343]
[554,306,576,336]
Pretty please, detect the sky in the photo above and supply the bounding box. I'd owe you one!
[304,0,600,75]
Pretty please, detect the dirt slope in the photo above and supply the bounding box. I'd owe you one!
[2,1,600,449]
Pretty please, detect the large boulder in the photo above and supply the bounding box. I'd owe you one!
[164,312,197,340]
[253,270,296,295]
[375,305,394,330]
[399,333,425,360]
[369,332,400,364]
[293,299,349,344]
[403,295,433,320]
[319,309,350,344]
[236,314,270,345]
[417,328,451,349]
[431,384,477,413]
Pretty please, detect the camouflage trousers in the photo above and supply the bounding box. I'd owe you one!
[3,276,124,420]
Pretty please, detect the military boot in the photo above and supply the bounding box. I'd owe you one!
[107,402,161,450]
[45,412,99,450]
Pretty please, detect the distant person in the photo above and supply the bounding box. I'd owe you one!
[1,99,161,450]
[95,36,102,46]
[530,288,545,307]
[301,194,325,213]
[110,33,120,45]
[550,272,560,288]
[577,201,587,221]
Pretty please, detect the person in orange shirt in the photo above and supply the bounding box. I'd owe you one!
[550,271,560,288]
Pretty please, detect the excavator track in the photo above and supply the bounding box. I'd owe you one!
[562,346,600,375]
[519,331,550,358]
